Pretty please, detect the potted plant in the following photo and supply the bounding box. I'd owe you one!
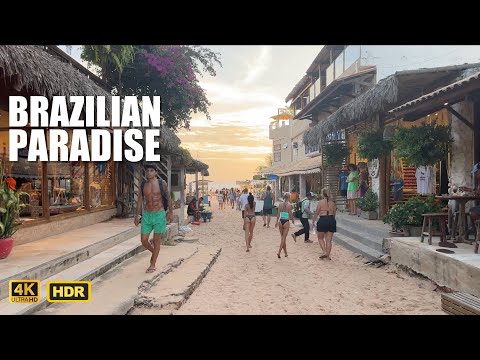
[0,161,27,259]
[357,129,393,161]
[356,189,379,220]
[323,142,350,167]
[383,196,442,236]
[393,123,453,167]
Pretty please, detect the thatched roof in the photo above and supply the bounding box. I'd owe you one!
[185,159,209,174]
[303,62,480,147]
[159,126,181,153]
[0,45,112,112]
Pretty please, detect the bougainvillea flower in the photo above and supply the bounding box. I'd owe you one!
[5,178,16,190]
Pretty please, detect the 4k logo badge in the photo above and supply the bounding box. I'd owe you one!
[9,280,40,304]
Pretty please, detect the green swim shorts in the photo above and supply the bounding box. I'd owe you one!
[141,210,167,235]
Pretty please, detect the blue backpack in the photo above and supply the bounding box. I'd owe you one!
[140,178,169,211]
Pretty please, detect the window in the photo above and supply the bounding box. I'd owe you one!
[335,51,345,79]
[305,144,320,154]
[344,45,361,71]
[274,152,281,162]
[326,63,335,87]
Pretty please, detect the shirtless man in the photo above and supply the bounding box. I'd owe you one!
[135,163,173,273]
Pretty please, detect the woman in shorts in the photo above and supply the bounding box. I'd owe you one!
[311,188,337,260]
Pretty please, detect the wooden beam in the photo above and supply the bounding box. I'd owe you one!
[41,162,49,220]
[447,105,474,130]
[84,163,90,211]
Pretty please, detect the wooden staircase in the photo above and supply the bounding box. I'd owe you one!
[322,141,347,210]
[389,159,418,208]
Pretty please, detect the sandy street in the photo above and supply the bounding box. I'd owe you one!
[173,202,445,315]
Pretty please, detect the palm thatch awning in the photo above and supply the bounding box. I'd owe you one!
[158,126,181,153]
[185,159,209,174]
[0,45,112,112]
[303,62,480,147]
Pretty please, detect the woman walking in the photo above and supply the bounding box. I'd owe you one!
[244,193,256,252]
[275,192,294,258]
[311,188,337,260]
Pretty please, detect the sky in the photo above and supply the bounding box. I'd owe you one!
[60,45,480,190]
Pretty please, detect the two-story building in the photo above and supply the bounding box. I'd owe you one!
[260,45,376,204]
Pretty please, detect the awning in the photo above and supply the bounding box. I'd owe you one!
[389,69,480,121]
[258,155,322,176]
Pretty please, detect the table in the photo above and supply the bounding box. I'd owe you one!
[438,195,480,243]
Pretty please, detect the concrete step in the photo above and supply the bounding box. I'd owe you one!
[333,233,384,262]
[36,243,202,315]
[336,226,385,253]
[335,215,389,240]
[130,246,221,313]
[0,220,140,301]
[0,235,149,315]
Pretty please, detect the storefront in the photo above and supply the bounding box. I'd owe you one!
[0,46,116,244]
[385,109,450,208]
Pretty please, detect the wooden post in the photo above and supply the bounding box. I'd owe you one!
[378,115,387,218]
[84,163,90,211]
[167,155,172,193]
[195,171,199,199]
[41,162,49,220]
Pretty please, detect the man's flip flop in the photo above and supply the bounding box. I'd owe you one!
[146,267,156,273]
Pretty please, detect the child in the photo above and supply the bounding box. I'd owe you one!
[393,170,404,202]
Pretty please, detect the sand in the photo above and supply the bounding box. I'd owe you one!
[174,203,445,315]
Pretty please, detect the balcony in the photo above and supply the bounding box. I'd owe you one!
[269,120,290,140]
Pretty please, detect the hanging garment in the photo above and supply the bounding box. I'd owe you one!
[416,166,429,195]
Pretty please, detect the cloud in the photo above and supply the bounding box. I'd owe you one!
[241,46,273,85]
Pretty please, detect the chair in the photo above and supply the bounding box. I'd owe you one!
[421,213,448,245]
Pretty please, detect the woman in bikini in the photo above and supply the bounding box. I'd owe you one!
[311,188,337,260]
[275,192,295,258]
[244,193,256,252]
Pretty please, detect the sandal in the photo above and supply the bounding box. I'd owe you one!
[146,267,156,273]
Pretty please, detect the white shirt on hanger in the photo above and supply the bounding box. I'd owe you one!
[416,166,431,195]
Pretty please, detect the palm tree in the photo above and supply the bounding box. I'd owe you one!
[81,45,134,96]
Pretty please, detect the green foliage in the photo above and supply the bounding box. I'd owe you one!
[81,45,135,81]
[0,163,27,239]
[393,123,453,167]
[323,142,350,166]
[383,195,442,229]
[85,45,222,130]
[357,129,393,161]
[356,189,378,211]
[176,146,193,166]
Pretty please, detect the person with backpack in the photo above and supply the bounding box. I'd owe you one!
[135,163,173,273]
[291,192,315,243]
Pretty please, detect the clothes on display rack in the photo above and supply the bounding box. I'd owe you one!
[416,165,435,195]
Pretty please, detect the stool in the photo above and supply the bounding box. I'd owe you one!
[451,211,473,240]
[421,213,448,245]
[475,220,480,254]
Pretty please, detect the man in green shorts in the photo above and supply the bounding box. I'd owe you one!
[135,163,173,273]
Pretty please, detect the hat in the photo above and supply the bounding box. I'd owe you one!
[144,163,157,170]
[471,162,480,174]
[306,191,314,197]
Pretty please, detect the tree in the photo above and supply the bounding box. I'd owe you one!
[88,45,221,131]
[81,45,135,96]
[265,154,273,166]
